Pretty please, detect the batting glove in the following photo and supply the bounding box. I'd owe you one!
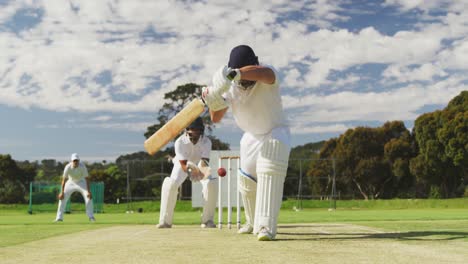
[228,68,241,82]
[202,86,228,111]
[212,65,233,95]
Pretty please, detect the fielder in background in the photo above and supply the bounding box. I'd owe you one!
[202,45,291,241]
[157,117,218,228]
[54,153,96,222]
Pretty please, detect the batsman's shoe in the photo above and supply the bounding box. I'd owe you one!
[237,224,254,234]
[53,219,63,223]
[257,227,274,241]
[201,220,216,228]
[89,217,96,222]
[156,222,172,228]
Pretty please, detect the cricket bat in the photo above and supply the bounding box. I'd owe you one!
[144,98,205,155]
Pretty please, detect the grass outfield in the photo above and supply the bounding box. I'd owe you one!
[1,199,467,263]
[3,197,468,213]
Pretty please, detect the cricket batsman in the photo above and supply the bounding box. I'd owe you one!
[202,45,291,241]
[157,117,218,228]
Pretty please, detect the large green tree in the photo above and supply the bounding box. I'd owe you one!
[308,121,416,200]
[0,155,28,203]
[286,141,324,198]
[89,165,126,203]
[410,91,467,198]
[15,160,38,190]
[35,159,65,182]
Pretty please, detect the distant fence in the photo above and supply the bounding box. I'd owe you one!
[123,154,341,210]
[28,181,104,213]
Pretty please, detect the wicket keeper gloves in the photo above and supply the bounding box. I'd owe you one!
[187,161,204,182]
[197,160,212,180]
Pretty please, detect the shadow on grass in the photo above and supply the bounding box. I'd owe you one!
[276,225,468,241]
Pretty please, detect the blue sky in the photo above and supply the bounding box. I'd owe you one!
[0,0,466,162]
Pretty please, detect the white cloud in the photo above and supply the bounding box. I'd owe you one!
[382,63,448,82]
[82,121,151,132]
[439,37,468,70]
[284,75,467,123]
[91,115,112,121]
[270,24,450,89]
[384,0,427,11]
[383,0,457,13]
[36,120,153,132]
[0,0,467,135]
[0,0,353,113]
[328,74,361,88]
[290,123,350,134]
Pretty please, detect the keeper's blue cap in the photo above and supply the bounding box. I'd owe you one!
[228,45,259,68]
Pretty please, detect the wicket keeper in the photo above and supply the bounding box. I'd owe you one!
[157,117,218,228]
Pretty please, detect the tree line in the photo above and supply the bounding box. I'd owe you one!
[0,87,465,203]
[307,91,467,199]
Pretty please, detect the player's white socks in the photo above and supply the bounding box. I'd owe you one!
[238,170,257,233]
[201,178,218,224]
[159,177,179,226]
[254,139,290,239]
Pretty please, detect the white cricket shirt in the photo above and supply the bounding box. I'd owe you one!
[174,134,212,163]
[62,162,89,182]
[224,66,288,135]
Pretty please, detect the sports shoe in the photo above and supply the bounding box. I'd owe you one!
[89,217,96,222]
[53,219,63,223]
[237,224,254,234]
[257,227,274,241]
[201,220,216,228]
[156,222,172,228]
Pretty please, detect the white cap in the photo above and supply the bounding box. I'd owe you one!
[70,153,80,161]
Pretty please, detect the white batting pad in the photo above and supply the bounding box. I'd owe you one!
[238,171,257,227]
[254,139,290,237]
[159,177,179,225]
[201,178,218,223]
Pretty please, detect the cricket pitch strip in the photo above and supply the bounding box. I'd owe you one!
[1,223,467,264]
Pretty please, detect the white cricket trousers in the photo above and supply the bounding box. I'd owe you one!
[55,179,94,220]
[240,126,291,176]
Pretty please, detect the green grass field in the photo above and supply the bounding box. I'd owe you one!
[1,199,468,263]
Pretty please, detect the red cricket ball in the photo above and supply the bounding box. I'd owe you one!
[217,167,227,177]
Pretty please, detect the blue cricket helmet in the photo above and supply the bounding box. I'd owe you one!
[228,45,259,68]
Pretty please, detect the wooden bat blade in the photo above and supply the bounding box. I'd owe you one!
[144,99,205,155]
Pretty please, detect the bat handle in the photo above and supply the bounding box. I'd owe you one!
[227,70,237,81]
[200,97,206,105]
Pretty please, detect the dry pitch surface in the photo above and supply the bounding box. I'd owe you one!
[1,223,467,264]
